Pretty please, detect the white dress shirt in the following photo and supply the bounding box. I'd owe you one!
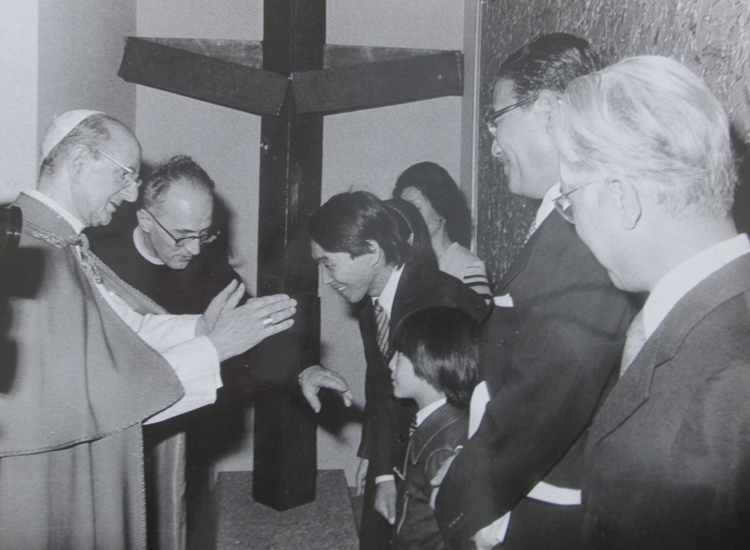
[641,233,750,340]
[373,264,405,485]
[373,264,404,317]
[415,397,448,428]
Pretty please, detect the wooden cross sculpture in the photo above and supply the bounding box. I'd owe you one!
[119,0,463,512]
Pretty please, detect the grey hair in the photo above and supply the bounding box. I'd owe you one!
[554,55,736,219]
[39,114,123,177]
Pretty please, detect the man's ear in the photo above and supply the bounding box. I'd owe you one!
[608,177,641,230]
[136,209,152,233]
[365,239,383,265]
[536,90,561,133]
[66,144,92,181]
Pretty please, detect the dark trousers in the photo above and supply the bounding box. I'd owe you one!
[360,465,394,550]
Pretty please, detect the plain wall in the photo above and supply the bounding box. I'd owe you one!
[0,1,38,202]
[135,0,465,484]
[0,1,136,202]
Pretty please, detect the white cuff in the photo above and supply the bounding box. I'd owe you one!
[474,512,511,549]
[145,335,222,424]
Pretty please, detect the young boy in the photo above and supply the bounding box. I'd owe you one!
[388,306,479,550]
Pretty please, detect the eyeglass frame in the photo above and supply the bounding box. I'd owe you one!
[485,95,540,135]
[144,209,219,248]
[553,180,602,224]
[94,149,142,188]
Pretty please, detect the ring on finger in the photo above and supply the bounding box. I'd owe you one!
[262,316,274,326]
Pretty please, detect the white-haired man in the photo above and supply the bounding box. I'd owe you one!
[0,111,296,549]
[553,56,750,548]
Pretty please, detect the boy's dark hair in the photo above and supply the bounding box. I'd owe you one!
[391,306,479,408]
[393,162,472,248]
[308,191,411,267]
[496,33,603,101]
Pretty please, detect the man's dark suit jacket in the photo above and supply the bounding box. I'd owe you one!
[436,211,636,549]
[580,252,750,550]
[357,260,490,550]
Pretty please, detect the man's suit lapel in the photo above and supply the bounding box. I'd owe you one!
[495,213,552,294]
[390,262,417,331]
[589,253,750,444]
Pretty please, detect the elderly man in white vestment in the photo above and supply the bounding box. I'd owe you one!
[0,110,296,550]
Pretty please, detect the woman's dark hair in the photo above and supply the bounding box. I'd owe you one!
[391,306,479,409]
[393,162,472,247]
[384,198,438,269]
[308,191,411,267]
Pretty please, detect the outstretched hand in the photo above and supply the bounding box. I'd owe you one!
[203,286,297,361]
[298,365,354,413]
[203,279,245,333]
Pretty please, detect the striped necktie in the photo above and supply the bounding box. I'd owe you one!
[373,299,391,360]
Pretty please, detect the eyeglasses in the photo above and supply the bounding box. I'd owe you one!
[95,149,142,188]
[553,180,601,224]
[485,95,539,136]
[145,210,219,248]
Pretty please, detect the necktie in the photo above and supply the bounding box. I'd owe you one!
[373,299,391,360]
[620,310,646,376]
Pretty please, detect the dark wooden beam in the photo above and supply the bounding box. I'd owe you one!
[116,4,468,517]
[323,44,456,67]
[118,37,287,116]
[138,38,264,68]
[251,0,325,512]
[293,50,463,114]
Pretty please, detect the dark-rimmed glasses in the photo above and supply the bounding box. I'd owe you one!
[485,95,540,135]
[145,210,219,248]
[553,180,601,223]
[95,149,142,188]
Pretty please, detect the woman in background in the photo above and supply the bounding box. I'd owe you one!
[384,198,438,269]
[393,162,492,300]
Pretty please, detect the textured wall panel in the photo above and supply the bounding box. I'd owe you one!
[477,0,750,282]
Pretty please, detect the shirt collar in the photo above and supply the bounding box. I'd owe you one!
[133,227,165,265]
[642,233,750,339]
[25,189,86,234]
[372,264,404,316]
[415,397,448,427]
[531,182,561,235]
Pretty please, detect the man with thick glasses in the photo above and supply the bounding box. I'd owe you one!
[0,111,296,550]
[436,34,636,550]
[88,154,251,549]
